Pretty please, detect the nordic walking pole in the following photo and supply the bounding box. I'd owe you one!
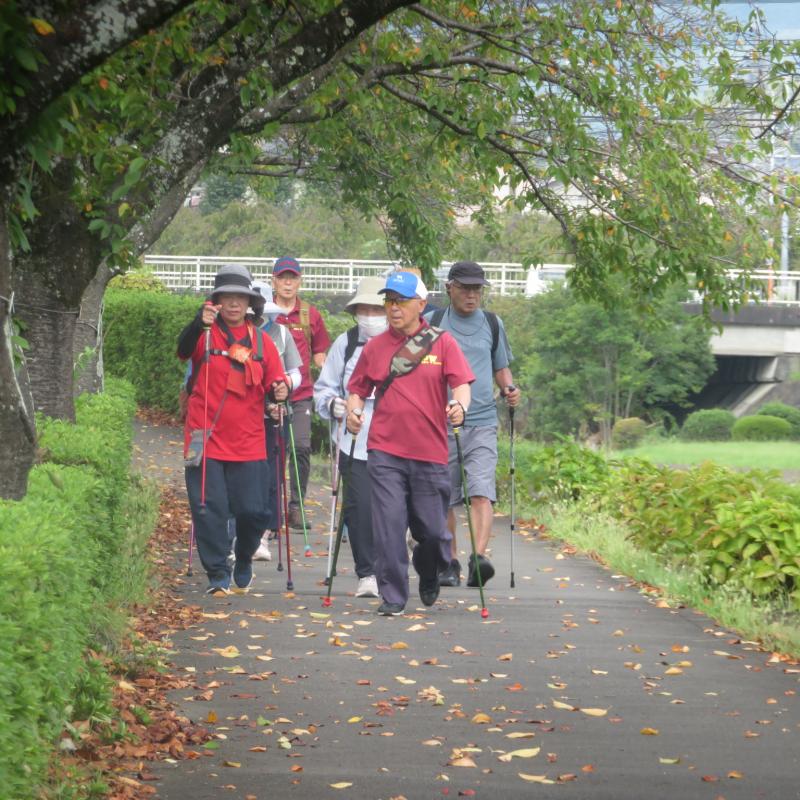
[508,396,517,589]
[187,522,195,576]
[285,406,313,557]
[272,417,284,573]
[453,424,488,619]
[323,410,360,607]
[278,406,294,590]
[199,320,212,515]
[324,418,344,585]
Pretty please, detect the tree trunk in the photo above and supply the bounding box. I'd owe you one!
[0,194,36,499]
[73,264,113,398]
[13,162,103,419]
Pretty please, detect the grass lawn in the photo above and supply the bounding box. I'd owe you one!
[614,440,800,471]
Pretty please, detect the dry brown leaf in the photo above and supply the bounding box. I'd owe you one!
[498,653,513,661]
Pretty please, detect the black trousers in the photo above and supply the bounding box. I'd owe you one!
[340,455,376,579]
[186,458,267,584]
[287,398,311,510]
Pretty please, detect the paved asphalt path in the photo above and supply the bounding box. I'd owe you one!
[133,419,800,800]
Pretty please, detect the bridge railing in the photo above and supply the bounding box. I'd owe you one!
[142,255,570,296]
[141,255,800,304]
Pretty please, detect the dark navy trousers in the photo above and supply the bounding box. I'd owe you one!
[340,455,376,579]
[186,458,268,584]
[367,450,451,606]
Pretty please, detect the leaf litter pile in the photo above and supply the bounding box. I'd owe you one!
[58,489,212,798]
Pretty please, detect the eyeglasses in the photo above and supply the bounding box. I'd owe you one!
[451,281,483,294]
[383,296,415,307]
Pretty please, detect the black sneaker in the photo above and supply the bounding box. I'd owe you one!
[232,560,254,591]
[467,554,495,587]
[377,601,405,616]
[419,579,440,607]
[438,558,462,587]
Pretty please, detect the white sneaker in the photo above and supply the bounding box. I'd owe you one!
[355,575,379,598]
[253,539,272,561]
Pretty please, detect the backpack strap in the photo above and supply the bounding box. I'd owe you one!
[341,325,363,395]
[375,325,444,408]
[298,299,312,348]
[433,306,499,361]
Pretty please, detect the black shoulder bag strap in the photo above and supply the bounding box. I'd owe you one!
[374,325,444,409]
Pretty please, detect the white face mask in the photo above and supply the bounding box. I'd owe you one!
[356,313,388,339]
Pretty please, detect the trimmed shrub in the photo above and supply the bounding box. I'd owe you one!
[680,408,735,441]
[104,288,200,414]
[611,417,647,450]
[732,415,793,442]
[0,381,138,797]
[756,402,800,438]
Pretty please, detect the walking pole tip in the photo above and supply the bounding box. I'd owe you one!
[322,596,332,607]
[481,607,489,619]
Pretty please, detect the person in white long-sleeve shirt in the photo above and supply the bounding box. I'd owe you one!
[314,277,387,598]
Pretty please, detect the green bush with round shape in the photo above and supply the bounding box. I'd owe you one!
[680,408,735,441]
[611,417,647,450]
[756,402,800,438]
[732,415,793,442]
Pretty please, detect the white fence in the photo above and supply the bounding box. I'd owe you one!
[142,255,570,296]
[142,255,800,304]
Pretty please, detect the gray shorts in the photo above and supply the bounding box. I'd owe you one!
[448,426,498,506]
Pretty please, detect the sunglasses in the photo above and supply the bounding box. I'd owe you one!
[452,281,484,294]
[383,296,415,307]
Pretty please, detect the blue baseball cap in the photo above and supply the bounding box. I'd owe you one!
[273,256,301,275]
[379,270,428,299]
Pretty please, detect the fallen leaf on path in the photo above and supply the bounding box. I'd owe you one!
[659,757,680,765]
[498,748,540,762]
[391,642,408,649]
[448,757,478,768]
[498,653,513,661]
[552,701,574,711]
[506,732,535,739]
[211,646,240,658]
[330,782,353,789]
[518,773,554,783]
[580,708,608,717]
[472,713,492,724]
[640,728,659,736]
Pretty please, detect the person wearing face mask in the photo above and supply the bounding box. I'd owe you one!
[313,277,387,598]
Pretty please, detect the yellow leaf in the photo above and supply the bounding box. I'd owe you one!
[407,624,427,632]
[422,739,443,746]
[518,773,554,784]
[498,747,541,762]
[223,761,241,768]
[390,641,408,650]
[448,756,477,768]
[580,708,608,717]
[329,782,353,789]
[664,667,683,675]
[506,732,535,739]
[212,646,240,658]
[498,653,513,661]
[640,727,659,736]
[347,716,363,723]
[395,676,416,685]
[206,711,218,724]
[30,17,55,35]
[659,757,680,765]
[728,770,744,779]
[309,612,329,619]
[552,701,575,711]
[471,713,492,724]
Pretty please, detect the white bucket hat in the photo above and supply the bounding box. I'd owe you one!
[345,276,386,312]
[251,280,282,316]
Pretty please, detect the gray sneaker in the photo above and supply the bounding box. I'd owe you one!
[377,601,405,616]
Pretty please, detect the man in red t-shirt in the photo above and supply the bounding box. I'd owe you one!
[346,271,474,616]
[272,256,331,528]
[178,264,288,595]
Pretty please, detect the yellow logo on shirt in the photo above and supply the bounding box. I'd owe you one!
[421,354,441,365]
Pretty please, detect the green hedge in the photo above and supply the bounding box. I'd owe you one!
[104,289,200,414]
[0,380,138,797]
[611,417,647,449]
[732,414,793,442]
[756,402,800,438]
[528,444,800,608]
[680,408,736,441]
